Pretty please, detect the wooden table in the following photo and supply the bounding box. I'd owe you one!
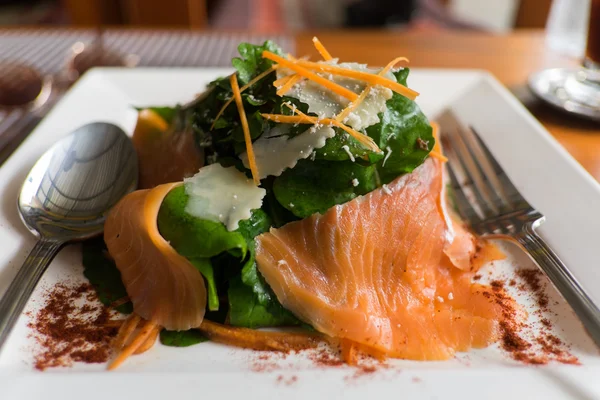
[297,30,600,182]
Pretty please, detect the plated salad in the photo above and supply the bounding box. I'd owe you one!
[83,38,510,369]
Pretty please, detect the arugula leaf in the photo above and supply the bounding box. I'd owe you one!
[190,258,219,311]
[273,159,377,218]
[366,69,434,183]
[160,329,208,347]
[228,276,299,328]
[82,239,132,314]
[232,41,283,85]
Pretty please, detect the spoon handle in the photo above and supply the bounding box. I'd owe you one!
[0,239,63,349]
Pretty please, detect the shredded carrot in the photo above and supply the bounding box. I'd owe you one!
[133,325,161,355]
[262,104,381,153]
[112,313,141,351]
[294,59,418,100]
[198,320,321,352]
[108,320,158,370]
[230,73,260,184]
[276,74,303,96]
[210,67,276,130]
[335,57,409,123]
[340,339,358,365]
[429,121,448,162]
[109,296,130,309]
[312,36,333,61]
[273,74,294,88]
[262,51,359,101]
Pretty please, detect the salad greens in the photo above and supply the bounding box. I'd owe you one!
[82,40,434,347]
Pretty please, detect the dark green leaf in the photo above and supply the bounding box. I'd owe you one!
[157,186,248,260]
[232,41,283,85]
[190,258,219,311]
[273,159,377,218]
[314,129,381,164]
[82,239,132,314]
[366,69,434,183]
[228,276,300,328]
[160,329,208,347]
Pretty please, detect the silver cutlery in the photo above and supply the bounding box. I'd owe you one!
[440,110,600,347]
[0,122,138,350]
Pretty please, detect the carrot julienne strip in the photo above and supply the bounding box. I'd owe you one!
[276,74,303,96]
[273,74,294,88]
[262,51,359,101]
[263,104,381,153]
[312,36,333,61]
[210,67,276,130]
[133,325,161,355]
[108,320,158,370]
[334,57,408,123]
[230,73,260,184]
[294,59,418,100]
[112,313,141,351]
[429,121,448,162]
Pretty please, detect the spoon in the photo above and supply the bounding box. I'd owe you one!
[0,122,138,349]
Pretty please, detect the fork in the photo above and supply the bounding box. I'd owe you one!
[439,110,600,347]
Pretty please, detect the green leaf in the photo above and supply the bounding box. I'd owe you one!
[160,329,208,347]
[82,238,132,314]
[228,276,300,328]
[232,41,283,85]
[157,186,248,260]
[273,159,377,218]
[190,258,219,311]
[366,69,434,183]
[314,129,381,164]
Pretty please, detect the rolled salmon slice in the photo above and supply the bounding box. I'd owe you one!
[104,183,207,331]
[256,158,507,360]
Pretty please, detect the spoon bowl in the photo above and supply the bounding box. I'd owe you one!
[0,122,137,349]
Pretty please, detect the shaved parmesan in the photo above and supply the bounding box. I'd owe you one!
[240,125,335,179]
[281,61,394,131]
[184,164,266,231]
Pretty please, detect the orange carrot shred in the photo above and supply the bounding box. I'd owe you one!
[210,67,276,130]
[262,51,359,101]
[112,314,141,351]
[133,325,161,355]
[108,320,158,370]
[273,74,294,88]
[312,36,333,61]
[429,121,448,162]
[341,339,358,365]
[276,74,303,96]
[230,73,260,184]
[294,59,418,100]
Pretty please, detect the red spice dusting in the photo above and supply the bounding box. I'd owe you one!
[28,282,119,371]
[508,279,517,287]
[309,347,344,367]
[412,377,422,383]
[516,269,549,309]
[493,274,580,366]
[276,374,298,385]
[472,274,482,281]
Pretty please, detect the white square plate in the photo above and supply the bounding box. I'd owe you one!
[0,68,599,400]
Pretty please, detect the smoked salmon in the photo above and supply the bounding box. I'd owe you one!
[132,109,204,189]
[255,158,505,360]
[104,183,207,331]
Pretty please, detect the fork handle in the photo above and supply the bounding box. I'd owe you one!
[516,227,600,346]
[0,239,63,350]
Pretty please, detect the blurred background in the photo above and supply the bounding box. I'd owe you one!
[0,0,553,32]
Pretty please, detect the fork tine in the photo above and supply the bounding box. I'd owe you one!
[469,126,531,209]
[443,121,498,218]
[445,158,481,223]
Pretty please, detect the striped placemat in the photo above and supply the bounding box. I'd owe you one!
[0,29,293,163]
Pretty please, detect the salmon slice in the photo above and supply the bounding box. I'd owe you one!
[132,109,204,189]
[256,158,507,360]
[104,183,206,331]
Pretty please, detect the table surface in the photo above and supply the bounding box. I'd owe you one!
[296,30,600,182]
